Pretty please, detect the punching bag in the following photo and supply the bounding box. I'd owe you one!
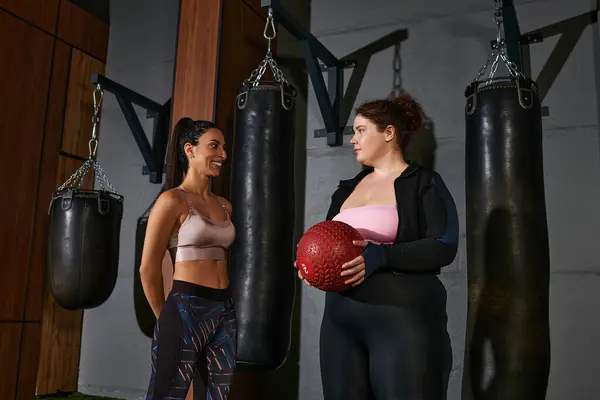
[462,76,551,399]
[229,80,297,370]
[47,184,124,310]
[133,189,164,338]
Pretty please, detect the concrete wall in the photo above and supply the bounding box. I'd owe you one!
[74,0,600,399]
[299,0,600,399]
[77,1,179,398]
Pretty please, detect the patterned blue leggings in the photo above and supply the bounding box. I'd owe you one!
[145,280,237,400]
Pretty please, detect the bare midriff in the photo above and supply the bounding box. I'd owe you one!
[172,259,229,289]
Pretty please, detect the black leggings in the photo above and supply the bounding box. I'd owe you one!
[145,280,237,400]
[320,274,452,400]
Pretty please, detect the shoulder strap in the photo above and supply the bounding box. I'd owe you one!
[176,186,194,211]
[216,197,230,218]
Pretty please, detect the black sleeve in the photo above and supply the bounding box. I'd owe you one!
[361,174,459,275]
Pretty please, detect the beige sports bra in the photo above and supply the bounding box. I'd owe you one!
[167,187,235,262]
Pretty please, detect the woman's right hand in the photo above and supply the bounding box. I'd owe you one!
[294,261,311,287]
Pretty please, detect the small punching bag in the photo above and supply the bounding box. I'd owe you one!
[47,85,124,311]
[133,189,165,338]
[47,163,123,310]
[229,78,297,371]
[463,75,551,399]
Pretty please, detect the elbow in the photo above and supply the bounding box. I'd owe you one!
[438,242,458,268]
[139,263,160,284]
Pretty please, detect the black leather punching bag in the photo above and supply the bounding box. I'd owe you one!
[47,188,124,310]
[229,81,297,371]
[462,76,551,400]
[133,189,164,338]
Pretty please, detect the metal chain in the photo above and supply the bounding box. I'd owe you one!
[57,84,120,195]
[245,8,289,86]
[389,42,403,98]
[89,84,103,160]
[472,0,525,83]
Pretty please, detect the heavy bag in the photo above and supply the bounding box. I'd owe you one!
[133,190,164,338]
[47,189,124,310]
[462,76,551,399]
[229,81,297,370]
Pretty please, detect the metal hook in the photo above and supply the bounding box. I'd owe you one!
[263,8,277,55]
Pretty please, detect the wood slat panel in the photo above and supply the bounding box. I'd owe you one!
[0,10,54,321]
[61,47,106,159]
[16,322,42,399]
[36,155,93,396]
[36,293,83,395]
[171,0,222,123]
[241,0,269,19]
[56,0,109,62]
[0,323,23,399]
[212,1,276,199]
[168,0,223,187]
[0,0,60,33]
[26,40,72,322]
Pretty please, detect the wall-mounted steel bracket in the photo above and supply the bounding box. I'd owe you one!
[91,73,170,184]
[489,2,599,117]
[261,0,351,146]
[262,0,408,146]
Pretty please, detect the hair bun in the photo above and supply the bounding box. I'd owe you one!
[390,93,423,133]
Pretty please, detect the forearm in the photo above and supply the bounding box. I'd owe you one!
[362,239,457,275]
[140,267,165,318]
[361,176,459,275]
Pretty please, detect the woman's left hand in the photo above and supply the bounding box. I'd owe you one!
[340,240,369,287]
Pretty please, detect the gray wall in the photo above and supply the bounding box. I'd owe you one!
[74,0,600,399]
[77,1,179,398]
[299,0,600,399]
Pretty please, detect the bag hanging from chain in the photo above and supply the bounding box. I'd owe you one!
[47,84,125,311]
[229,7,297,371]
[462,1,551,398]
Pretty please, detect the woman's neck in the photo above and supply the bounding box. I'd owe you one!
[371,150,408,177]
[180,169,211,197]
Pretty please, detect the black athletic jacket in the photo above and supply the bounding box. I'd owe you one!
[325,161,459,276]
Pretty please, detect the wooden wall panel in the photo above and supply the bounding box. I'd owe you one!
[36,155,93,396]
[61,48,107,159]
[0,1,109,398]
[213,1,273,199]
[0,0,60,33]
[0,324,22,399]
[242,0,269,19]
[16,322,43,399]
[56,0,109,62]
[26,41,72,322]
[168,0,223,188]
[0,10,54,321]
[36,292,84,395]
[171,0,222,125]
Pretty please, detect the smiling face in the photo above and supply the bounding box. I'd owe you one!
[184,128,227,177]
[350,114,396,166]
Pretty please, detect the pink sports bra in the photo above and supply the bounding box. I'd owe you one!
[168,187,236,262]
[333,205,398,244]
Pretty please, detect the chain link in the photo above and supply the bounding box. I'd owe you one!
[89,84,103,159]
[471,0,526,83]
[57,83,120,195]
[245,8,289,86]
[389,42,403,98]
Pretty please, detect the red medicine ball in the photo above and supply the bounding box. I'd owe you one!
[295,220,363,292]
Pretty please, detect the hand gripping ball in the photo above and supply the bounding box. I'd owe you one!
[295,220,364,292]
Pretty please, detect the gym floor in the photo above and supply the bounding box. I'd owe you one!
[39,393,123,400]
